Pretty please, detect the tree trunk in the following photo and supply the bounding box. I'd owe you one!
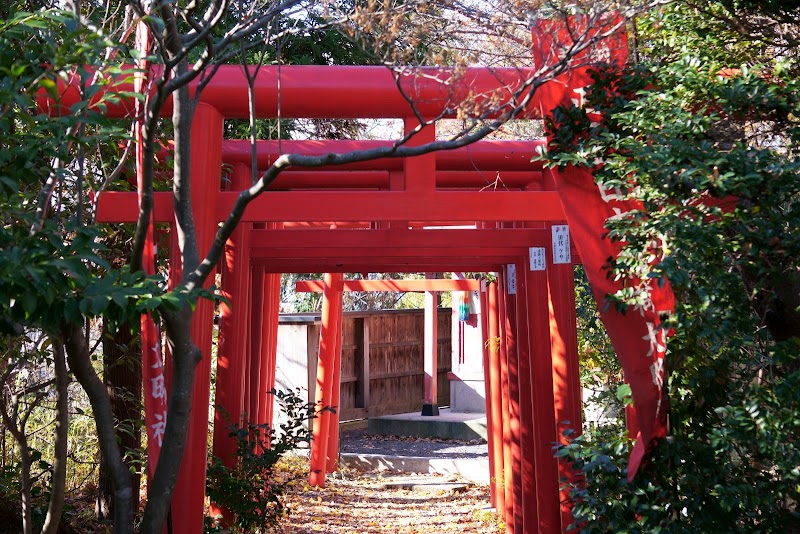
[63,322,134,534]
[0,388,34,534]
[19,446,33,534]
[97,320,142,520]
[40,340,69,534]
[138,308,201,534]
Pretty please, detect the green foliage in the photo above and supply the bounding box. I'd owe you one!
[0,9,221,338]
[560,372,800,532]
[205,389,328,533]
[575,266,622,418]
[545,2,800,531]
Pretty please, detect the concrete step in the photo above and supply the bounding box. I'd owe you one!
[340,453,490,485]
[367,408,487,441]
[376,474,469,493]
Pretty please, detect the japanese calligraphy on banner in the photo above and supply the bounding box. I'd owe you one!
[552,167,675,480]
[530,12,628,118]
[534,13,676,478]
[135,17,168,476]
[142,319,168,460]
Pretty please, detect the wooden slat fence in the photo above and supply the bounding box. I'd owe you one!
[277,309,452,420]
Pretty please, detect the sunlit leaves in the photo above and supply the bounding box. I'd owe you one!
[547,2,800,531]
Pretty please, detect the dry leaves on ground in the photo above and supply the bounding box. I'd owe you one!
[280,469,502,533]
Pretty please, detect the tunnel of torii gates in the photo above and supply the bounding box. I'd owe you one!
[40,27,650,534]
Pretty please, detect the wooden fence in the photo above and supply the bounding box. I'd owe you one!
[276,309,452,420]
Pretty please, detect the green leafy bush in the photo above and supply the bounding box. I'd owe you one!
[546,3,800,532]
[205,389,329,533]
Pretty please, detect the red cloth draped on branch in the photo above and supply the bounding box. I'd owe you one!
[532,12,675,478]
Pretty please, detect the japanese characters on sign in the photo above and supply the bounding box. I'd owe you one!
[551,225,571,264]
[506,264,517,294]
[529,247,546,271]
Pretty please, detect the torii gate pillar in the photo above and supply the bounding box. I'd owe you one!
[309,273,344,487]
[169,103,224,534]
[422,280,440,416]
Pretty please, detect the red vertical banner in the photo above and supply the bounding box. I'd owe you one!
[531,12,629,117]
[134,18,168,477]
[533,12,675,477]
[553,167,674,478]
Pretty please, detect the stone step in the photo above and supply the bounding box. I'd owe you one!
[340,453,491,485]
[374,474,470,493]
[367,408,487,441]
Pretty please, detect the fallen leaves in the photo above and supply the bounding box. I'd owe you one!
[281,468,502,533]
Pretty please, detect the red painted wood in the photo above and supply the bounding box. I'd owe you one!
[309,273,344,487]
[208,168,252,522]
[39,43,612,532]
[514,255,539,532]
[423,288,438,408]
[40,65,557,120]
[478,286,497,509]
[253,238,282,431]
[247,170,540,190]
[254,228,548,250]
[171,103,224,534]
[258,259,512,274]
[262,271,282,428]
[213,164,252,474]
[249,266,265,423]
[325,284,344,473]
[525,257,561,533]
[497,275,515,531]
[404,118,437,193]
[257,246,524,261]
[503,264,524,533]
[96,189,566,223]
[546,224,582,530]
[242,265,253,424]
[487,281,506,518]
[221,139,546,171]
[296,279,481,293]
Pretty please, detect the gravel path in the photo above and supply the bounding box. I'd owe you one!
[340,429,488,459]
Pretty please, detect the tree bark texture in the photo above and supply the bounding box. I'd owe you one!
[41,340,69,534]
[63,322,134,534]
[138,308,201,534]
[97,320,142,520]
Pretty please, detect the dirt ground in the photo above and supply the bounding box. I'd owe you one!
[281,469,502,533]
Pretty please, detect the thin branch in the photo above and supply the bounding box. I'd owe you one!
[92,131,134,224]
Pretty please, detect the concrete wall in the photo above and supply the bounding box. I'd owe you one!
[449,289,486,413]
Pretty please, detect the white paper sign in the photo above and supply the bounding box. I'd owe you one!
[552,225,571,264]
[506,264,517,294]
[529,247,546,271]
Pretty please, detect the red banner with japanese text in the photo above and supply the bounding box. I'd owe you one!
[532,12,675,477]
[135,19,169,477]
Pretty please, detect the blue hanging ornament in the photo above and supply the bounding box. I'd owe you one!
[458,291,470,321]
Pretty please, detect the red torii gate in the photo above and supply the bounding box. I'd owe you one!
[41,19,638,531]
[38,12,679,534]
[78,65,584,531]
[295,277,482,468]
